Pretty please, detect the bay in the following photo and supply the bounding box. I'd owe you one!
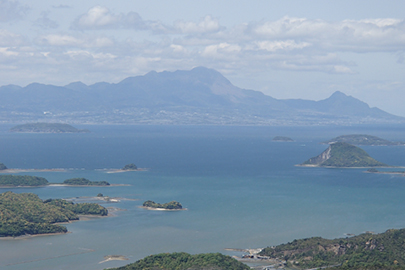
[0,124,404,269]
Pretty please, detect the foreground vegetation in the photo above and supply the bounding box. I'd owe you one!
[0,175,49,186]
[108,252,250,270]
[62,178,110,186]
[302,142,387,167]
[142,200,183,210]
[0,192,107,237]
[259,228,405,269]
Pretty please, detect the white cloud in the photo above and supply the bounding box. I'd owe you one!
[174,15,222,34]
[0,29,24,46]
[37,34,114,48]
[255,40,311,52]
[0,47,18,56]
[0,0,29,22]
[201,43,241,58]
[34,11,59,29]
[73,6,119,29]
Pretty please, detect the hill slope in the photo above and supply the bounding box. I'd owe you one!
[0,67,402,125]
[301,142,387,167]
[109,252,250,270]
[323,134,405,146]
[259,228,405,269]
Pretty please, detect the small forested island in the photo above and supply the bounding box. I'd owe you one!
[323,134,405,146]
[122,163,138,170]
[9,123,90,133]
[0,175,49,186]
[258,228,405,269]
[367,168,405,175]
[0,192,107,237]
[142,200,183,210]
[300,142,388,167]
[0,163,7,170]
[62,178,110,186]
[109,252,250,270]
[272,136,294,142]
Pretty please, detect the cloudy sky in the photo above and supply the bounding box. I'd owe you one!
[1,0,405,116]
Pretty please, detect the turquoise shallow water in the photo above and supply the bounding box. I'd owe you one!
[0,124,405,269]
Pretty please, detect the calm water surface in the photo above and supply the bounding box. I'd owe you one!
[0,124,404,269]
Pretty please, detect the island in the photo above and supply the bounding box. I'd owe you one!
[300,142,388,167]
[9,123,90,133]
[0,175,49,187]
[322,134,405,146]
[109,252,250,270]
[122,163,138,170]
[272,136,294,142]
[258,228,405,270]
[141,200,184,210]
[62,178,110,186]
[0,163,7,170]
[0,192,108,237]
[366,168,405,175]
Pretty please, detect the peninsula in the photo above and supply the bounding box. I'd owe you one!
[0,175,49,187]
[109,252,250,270]
[322,134,405,146]
[9,123,90,133]
[141,200,184,210]
[300,142,388,167]
[0,192,107,237]
[62,178,110,186]
[0,163,7,170]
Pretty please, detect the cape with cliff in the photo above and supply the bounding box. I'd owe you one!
[300,142,388,168]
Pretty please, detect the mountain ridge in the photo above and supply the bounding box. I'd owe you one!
[0,67,402,125]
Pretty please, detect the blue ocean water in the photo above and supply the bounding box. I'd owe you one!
[0,124,404,269]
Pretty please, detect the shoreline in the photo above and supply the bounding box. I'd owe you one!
[0,231,71,240]
[139,206,187,211]
[296,164,400,169]
[0,183,130,188]
[104,168,148,173]
[0,168,67,174]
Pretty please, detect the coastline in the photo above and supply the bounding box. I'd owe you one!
[0,231,71,240]
[105,168,147,173]
[0,168,66,174]
[139,206,187,211]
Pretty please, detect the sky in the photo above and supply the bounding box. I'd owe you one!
[0,0,405,116]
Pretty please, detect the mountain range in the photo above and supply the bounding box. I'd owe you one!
[0,67,402,125]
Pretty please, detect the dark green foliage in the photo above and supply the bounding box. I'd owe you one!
[0,192,108,237]
[62,178,110,186]
[109,252,250,270]
[143,200,183,209]
[9,123,90,133]
[0,175,48,186]
[302,142,387,167]
[0,163,7,170]
[122,163,138,170]
[97,193,104,197]
[45,199,108,216]
[259,228,405,269]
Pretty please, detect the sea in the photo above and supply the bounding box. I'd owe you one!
[0,124,405,270]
